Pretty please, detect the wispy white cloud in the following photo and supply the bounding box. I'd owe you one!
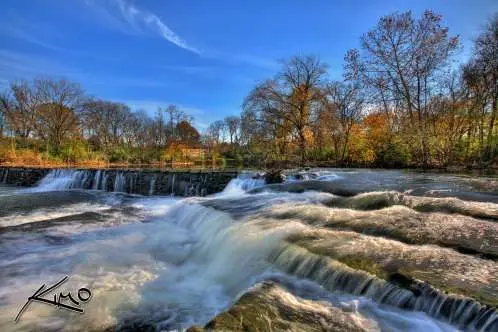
[85,0,199,54]
[5,27,68,52]
[0,50,77,79]
[82,0,281,70]
[0,16,124,63]
[0,14,71,53]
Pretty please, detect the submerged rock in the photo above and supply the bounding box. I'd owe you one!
[188,282,371,332]
[264,169,285,184]
[270,242,498,331]
[265,203,498,259]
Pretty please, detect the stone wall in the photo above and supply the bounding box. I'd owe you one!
[0,167,238,197]
[0,167,51,187]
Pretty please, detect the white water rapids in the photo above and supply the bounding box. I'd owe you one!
[0,169,497,331]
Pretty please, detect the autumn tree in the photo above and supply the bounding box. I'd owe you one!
[463,14,498,161]
[33,79,83,152]
[79,99,132,153]
[345,10,459,166]
[243,55,327,162]
[176,120,200,146]
[207,120,225,145]
[1,80,42,138]
[164,105,191,143]
[324,81,364,162]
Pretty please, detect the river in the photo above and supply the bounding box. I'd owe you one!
[0,168,496,331]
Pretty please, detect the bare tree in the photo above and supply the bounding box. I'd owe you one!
[34,79,83,152]
[325,81,364,162]
[207,120,225,145]
[164,104,191,143]
[79,99,132,153]
[0,91,12,138]
[344,10,459,166]
[243,55,327,162]
[3,80,43,138]
[463,14,498,160]
[224,115,240,144]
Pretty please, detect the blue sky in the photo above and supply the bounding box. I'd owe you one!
[1,0,497,129]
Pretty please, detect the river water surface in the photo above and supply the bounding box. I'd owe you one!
[0,169,497,331]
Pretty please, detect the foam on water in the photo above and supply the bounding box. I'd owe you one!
[0,203,111,227]
[285,169,342,182]
[220,175,265,196]
[0,171,496,331]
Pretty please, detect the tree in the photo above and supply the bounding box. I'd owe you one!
[345,10,459,166]
[324,81,364,162]
[0,91,11,138]
[36,102,79,152]
[79,99,132,153]
[2,80,42,138]
[224,115,240,144]
[463,14,498,161]
[207,120,225,145]
[164,104,191,142]
[34,79,83,152]
[176,120,200,146]
[243,55,327,162]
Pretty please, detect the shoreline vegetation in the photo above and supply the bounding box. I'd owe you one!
[1,10,497,172]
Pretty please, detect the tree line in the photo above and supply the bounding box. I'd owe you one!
[0,77,247,166]
[0,10,496,169]
[0,79,206,164]
[235,10,497,168]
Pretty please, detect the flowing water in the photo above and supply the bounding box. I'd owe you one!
[0,169,497,331]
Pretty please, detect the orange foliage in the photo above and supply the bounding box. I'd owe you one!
[363,112,390,151]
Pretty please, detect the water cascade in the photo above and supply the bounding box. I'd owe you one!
[1,169,497,331]
[27,168,236,196]
[269,243,498,331]
[149,175,157,195]
[113,172,126,192]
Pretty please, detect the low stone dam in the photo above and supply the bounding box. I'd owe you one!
[0,167,238,196]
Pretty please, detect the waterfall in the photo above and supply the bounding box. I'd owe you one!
[221,175,265,195]
[149,176,157,195]
[2,168,8,184]
[171,174,176,196]
[36,169,105,191]
[29,168,237,196]
[3,167,497,331]
[36,169,89,190]
[92,170,102,190]
[128,173,137,193]
[269,243,498,332]
[102,171,108,191]
[114,172,126,192]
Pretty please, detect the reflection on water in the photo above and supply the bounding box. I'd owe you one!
[0,169,497,331]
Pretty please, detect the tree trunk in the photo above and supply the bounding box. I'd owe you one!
[298,130,306,164]
[485,97,497,160]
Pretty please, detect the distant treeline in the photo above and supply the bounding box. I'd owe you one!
[1,10,497,169]
[0,80,240,166]
[238,10,498,169]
